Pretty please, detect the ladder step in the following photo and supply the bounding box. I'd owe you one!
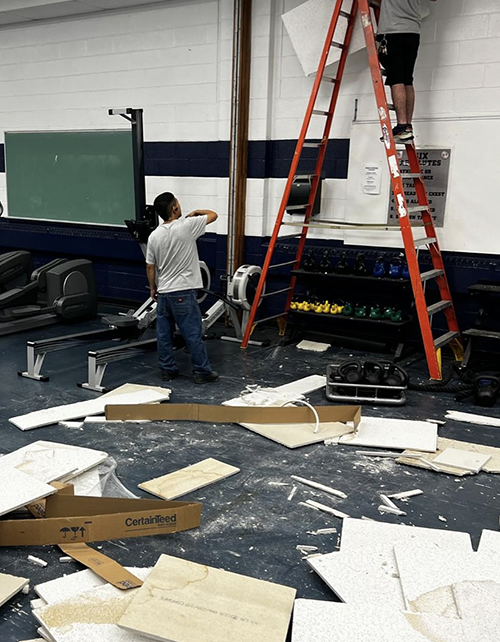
[434,330,460,350]
[421,269,444,282]
[407,205,430,214]
[414,236,436,247]
[252,313,286,326]
[269,260,297,269]
[261,287,292,299]
[427,300,452,316]
[402,173,423,179]
[339,10,350,19]
[312,109,331,116]
[303,142,323,148]
[331,41,346,50]
[387,103,395,111]
[286,204,309,211]
[320,76,337,84]
[277,233,302,240]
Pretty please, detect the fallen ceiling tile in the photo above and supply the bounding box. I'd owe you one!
[138,458,240,500]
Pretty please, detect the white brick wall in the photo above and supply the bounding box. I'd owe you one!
[1,0,500,251]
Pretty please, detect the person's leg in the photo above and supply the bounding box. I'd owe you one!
[156,293,179,376]
[405,85,415,126]
[380,34,412,141]
[391,83,408,126]
[403,34,420,127]
[168,290,212,374]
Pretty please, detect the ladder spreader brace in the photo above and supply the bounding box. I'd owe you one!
[240,0,462,380]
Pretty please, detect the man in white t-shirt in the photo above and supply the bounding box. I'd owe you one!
[377,0,438,143]
[146,192,219,384]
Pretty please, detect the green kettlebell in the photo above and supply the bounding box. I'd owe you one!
[391,309,403,322]
[343,302,354,316]
[355,304,367,318]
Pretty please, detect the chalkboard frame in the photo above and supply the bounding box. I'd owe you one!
[4,129,136,227]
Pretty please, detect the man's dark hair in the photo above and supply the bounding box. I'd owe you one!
[154,192,176,221]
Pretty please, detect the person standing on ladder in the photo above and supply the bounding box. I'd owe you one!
[146,192,220,384]
[377,0,438,144]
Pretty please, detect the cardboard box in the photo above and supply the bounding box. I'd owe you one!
[0,494,201,547]
[105,402,361,425]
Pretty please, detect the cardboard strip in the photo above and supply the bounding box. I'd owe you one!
[58,543,143,590]
[105,402,361,425]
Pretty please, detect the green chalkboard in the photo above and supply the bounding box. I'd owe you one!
[5,130,136,226]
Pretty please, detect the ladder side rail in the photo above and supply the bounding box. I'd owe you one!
[406,146,461,337]
[241,0,350,348]
[285,0,360,314]
[358,0,441,378]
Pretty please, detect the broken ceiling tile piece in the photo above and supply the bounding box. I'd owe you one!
[477,529,500,555]
[378,505,406,516]
[138,458,240,500]
[340,518,473,557]
[394,544,500,619]
[307,549,406,609]
[0,467,57,517]
[0,571,29,608]
[445,410,500,428]
[338,518,472,593]
[35,567,148,605]
[118,554,296,642]
[0,440,108,484]
[296,340,331,352]
[239,421,353,449]
[282,0,368,77]
[397,436,500,475]
[33,570,152,642]
[387,489,423,500]
[291,475,347,498]
[338,417,438,452]
[432,447,491,473]
[223,375,326,407]
[9,388,170,431]
[301,499,349,519]
[291,599,465,642]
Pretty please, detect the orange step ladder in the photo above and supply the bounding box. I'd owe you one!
[240,0,462,380]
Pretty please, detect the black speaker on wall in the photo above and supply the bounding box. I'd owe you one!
[286,174,323,216]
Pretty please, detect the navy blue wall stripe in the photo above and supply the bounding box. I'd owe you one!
[0,139,349,180]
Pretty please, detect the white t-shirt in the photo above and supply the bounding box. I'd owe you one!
[146,216,207,293]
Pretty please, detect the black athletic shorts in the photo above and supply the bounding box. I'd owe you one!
[378,33,420,86]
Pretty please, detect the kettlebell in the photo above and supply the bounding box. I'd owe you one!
[372,255,386,278]
[402,262,410,279]
[354,303,367,318]
[369,304,383,320]
[390,308,403,322]
[388,255,403,278]
[302,250,316,272]
[335,251,351,275]
[353,253,368,276]
[319,250,333,274]
[343,302,354,316]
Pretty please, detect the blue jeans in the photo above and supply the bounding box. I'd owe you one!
[156,290,212,374]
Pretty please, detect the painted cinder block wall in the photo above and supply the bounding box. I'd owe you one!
[0,0,499,313]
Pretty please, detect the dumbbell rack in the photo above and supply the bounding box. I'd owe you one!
[326,364,407,406]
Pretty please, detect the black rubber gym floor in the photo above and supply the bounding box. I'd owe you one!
[0,314,499,640]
